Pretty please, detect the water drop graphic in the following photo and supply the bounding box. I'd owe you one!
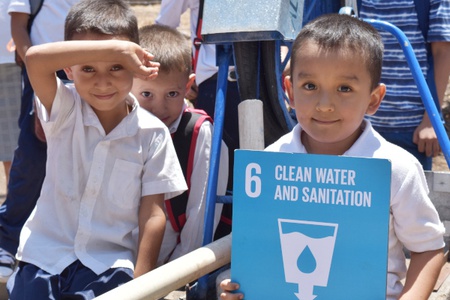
[297,245,316,274]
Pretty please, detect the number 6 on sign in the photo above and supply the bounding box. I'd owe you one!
[245,163,261,197]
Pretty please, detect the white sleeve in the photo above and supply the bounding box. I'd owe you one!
[8,0,30,15]
[155,0,190,28]
[390,161,445,252]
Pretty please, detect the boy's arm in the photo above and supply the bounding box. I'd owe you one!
[398,248,444,300]
[414,41,450,157]
[25,40,159,114]
[134,193,166,278]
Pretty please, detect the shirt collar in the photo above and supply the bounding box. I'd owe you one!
[82,93,140,139]
[167,102,188,134]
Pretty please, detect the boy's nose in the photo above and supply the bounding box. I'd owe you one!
[94,74,112,88]
[149,97,166,113]
[315,92,334,112]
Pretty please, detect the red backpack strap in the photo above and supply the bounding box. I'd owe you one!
[186,112,212,188]
[165,109,212,233]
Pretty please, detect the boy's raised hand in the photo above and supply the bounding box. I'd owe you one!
[125,42,160,80]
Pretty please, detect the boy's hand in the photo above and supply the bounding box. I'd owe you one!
[129,43,159,80]
[219,279,244,300]
[414,114,441,157]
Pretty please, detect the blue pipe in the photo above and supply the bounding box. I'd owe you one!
[365,19,450,168]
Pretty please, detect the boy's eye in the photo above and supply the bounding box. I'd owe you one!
[111,64,124,71]
[82,66,95,73]
[303,83,316,90]
[167,91,179,98]
[338,86,352,92]
[140,91,152,98]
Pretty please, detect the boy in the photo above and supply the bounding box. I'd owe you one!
[220,14,445,300]
[7,0,187,299]
[131,24,228,266]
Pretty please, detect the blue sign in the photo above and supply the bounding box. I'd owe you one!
[231,150,391,299]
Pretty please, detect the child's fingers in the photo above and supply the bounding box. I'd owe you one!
[219,291,244,300]
[220,279,236,290]
[134,67,158,81]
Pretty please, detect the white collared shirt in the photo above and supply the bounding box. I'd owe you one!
[17,79,187,275]
[8,0,80,46]
[155,0,218,85]
[266,121,445,299]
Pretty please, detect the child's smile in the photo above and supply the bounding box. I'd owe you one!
[285,41,385,155]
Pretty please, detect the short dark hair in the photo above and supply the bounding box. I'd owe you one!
[291,14,383,90]
[138,24,191,75]
[64,0,139,43]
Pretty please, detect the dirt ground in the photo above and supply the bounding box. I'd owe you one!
[131,4,191,35]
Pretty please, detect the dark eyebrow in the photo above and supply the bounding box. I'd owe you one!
[338,74,360,82]
[296,71,312,79]
[295,72,359,82]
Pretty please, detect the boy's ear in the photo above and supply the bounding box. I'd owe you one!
[184,73,197,99]
[185,73,196,92]
[366,83,386,115]
[284,76,295,108]
[64,67,74,80]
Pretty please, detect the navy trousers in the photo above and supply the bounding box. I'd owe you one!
[8,260,133,300]
[0,68,47,255]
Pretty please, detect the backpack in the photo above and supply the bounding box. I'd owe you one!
[23,0,47,142]
[28,0,45,31]
[356,0,440,111]
[165,108,213,235]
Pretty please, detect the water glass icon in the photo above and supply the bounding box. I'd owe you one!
[278,219,338,300]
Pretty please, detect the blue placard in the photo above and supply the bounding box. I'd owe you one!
[231,150,391,299]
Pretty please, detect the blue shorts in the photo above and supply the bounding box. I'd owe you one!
[7,260,133,300]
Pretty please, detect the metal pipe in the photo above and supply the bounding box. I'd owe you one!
[366,19,450,168]
[94,234,232,300]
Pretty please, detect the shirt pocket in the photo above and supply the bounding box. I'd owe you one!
[108,159,142,209]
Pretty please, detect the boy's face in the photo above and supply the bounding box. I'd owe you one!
[132,70,195,127]
[285,40,385,155]
[64,33,134,116]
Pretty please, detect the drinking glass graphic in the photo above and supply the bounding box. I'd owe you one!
[278,219,338,300]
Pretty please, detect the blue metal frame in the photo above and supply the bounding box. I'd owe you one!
[366,19,450,168]
[197,44,233,297]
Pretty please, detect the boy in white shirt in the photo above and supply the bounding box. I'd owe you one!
[131,24,228,266]
[7,1,187,299]
[220,14,445,300]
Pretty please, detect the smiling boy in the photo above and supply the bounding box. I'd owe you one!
[220,14,445,300]
[7,1,187,299]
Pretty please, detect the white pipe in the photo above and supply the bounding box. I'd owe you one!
[238,99,265,150]
[94,234,232,300]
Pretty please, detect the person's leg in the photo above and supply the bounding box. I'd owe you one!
[7,262,61,300]
[0,69,47,280]
[379,130,432,170]
[61,261,133,300]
